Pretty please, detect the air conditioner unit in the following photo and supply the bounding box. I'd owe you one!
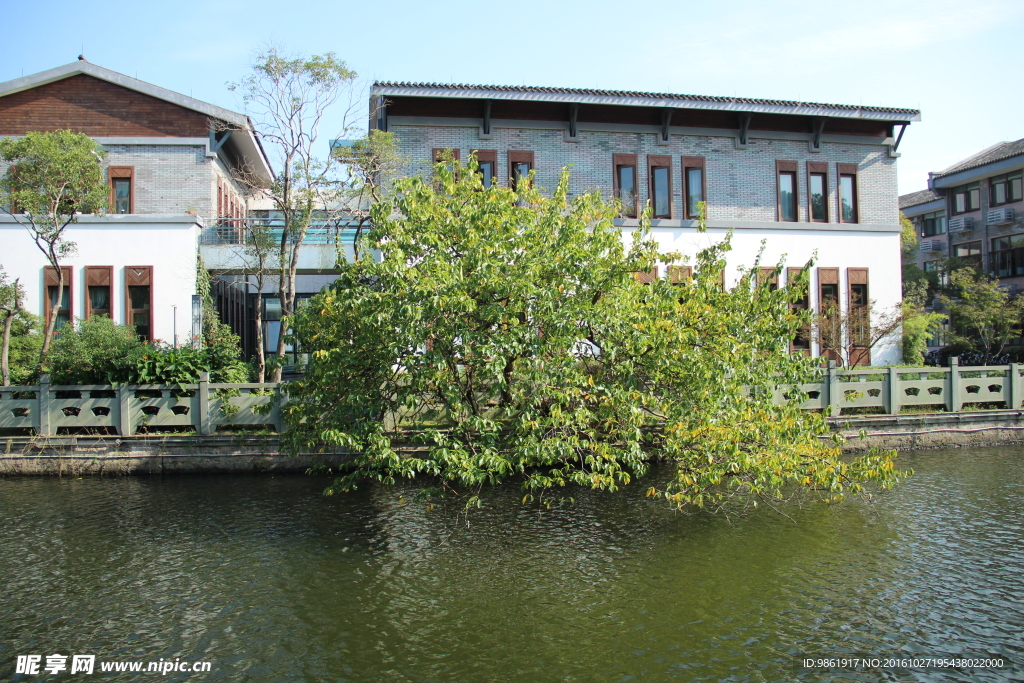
[949,216,973,232]
[919,239,939,253]
[988,208,1015,225]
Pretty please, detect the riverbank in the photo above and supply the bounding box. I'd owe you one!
[4,409,1024,475]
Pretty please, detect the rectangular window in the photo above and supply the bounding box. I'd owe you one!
[683,156,706,220]
[788,267,810,353]
[952,182,981,214]
[613,154,638,218]
[848,268,869,363]
[837,163,859,223]
[807,162,828,222]
[990,171,1023,206]
[84,266,113,320]
[508,151,534,191]
[954,241,981,258]
[648,155,673,218]
[471,149,497,188]
[990,234,1024,278]
[758,267,779,291]
[125,266,153,342]
[818,268,840,314]
[921,210,947,237]
[44,266,73,331]
[776,161,798,222]
[108,166,134,214]
[668,265,692,285]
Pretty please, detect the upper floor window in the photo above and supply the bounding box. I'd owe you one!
[920,210,946,237]
[508,151,534,192]
[807,162,828,222]
[613,154,638,218]
[990,171,1023,206]
[776,161,798,222]
[648,155,672,219]
[471,149,497,189]
[108,166,134,214]
[837,163,859,223]
[952,182,981,214]
[683,156,705,220]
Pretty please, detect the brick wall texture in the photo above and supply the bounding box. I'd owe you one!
[391,125,899,225]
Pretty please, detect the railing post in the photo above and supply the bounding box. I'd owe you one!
[887,366,900,415]
[827,361,840,417]
[948,356,960,412]
[1009,363,1021,410]
[118,384,133,436]
[38,374,52,436]
[198,372,212,436]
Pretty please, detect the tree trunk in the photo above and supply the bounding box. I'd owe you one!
[1,308,14,386]
[251,275,266,384]
[39,268,63,363]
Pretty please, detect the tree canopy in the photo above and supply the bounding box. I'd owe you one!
[0,130,108,360]
[283,160,904,511]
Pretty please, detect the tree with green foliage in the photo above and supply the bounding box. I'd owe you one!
[0,267,41,386]
[0,130,109,361]
[900,279,946,365]
[229,48,361,381]
[282,159,904,512]
[940,268,1024,363]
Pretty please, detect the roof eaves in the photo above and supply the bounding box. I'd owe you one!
[372,81,922,121]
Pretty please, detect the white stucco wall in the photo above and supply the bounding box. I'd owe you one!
[634,225,903,366]
[0,215,201,345]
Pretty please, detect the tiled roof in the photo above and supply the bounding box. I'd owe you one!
[374,81,921,118]
[899,188,943,210]
[935,137,1024,177]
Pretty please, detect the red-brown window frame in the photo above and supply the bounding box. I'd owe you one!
[776,160,799,222]
[612,153,638,218]
[817,267,841,361]
[124,266,154,342]
[108,166,134,214]
[758,267,779,290]
[44,265,73,328]
[847,267,869,365]
[668,265,692,285]
[647,154,673,219]
[682,156,706,220]
[470,149,497,187]
[84,266,114,320]
[837,163,859,223]
[807,161,829,223]
[634,267,659,284]
[508,151,534,191]
[788,267,810,355]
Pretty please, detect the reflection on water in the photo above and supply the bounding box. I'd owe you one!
[1,447,1022,682]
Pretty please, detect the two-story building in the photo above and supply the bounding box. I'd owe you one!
[371,82,920,364]
[0,59,271,344]
[902,138,1024,291]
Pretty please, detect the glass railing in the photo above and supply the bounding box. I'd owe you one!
[200,217,364,246]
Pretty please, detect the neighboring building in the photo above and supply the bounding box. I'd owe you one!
[0,59,271,345]
[902,138,1024,292]
[371,82,920,364]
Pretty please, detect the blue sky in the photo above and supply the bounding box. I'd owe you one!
[2,0,1021,194]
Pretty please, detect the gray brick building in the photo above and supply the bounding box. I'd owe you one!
[371,82,919,365]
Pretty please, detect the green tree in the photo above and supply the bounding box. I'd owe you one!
[900,211,918,259]
[900,279,946,365]
[0,266,41,386]
[940,268,1024,362]
[0,130,108,360]
[283,159,904,511]
[229,49,360,381]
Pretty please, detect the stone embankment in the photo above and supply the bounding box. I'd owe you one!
[4,410,1024,475]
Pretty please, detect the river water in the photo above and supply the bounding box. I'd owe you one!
[1,446,1022,682]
